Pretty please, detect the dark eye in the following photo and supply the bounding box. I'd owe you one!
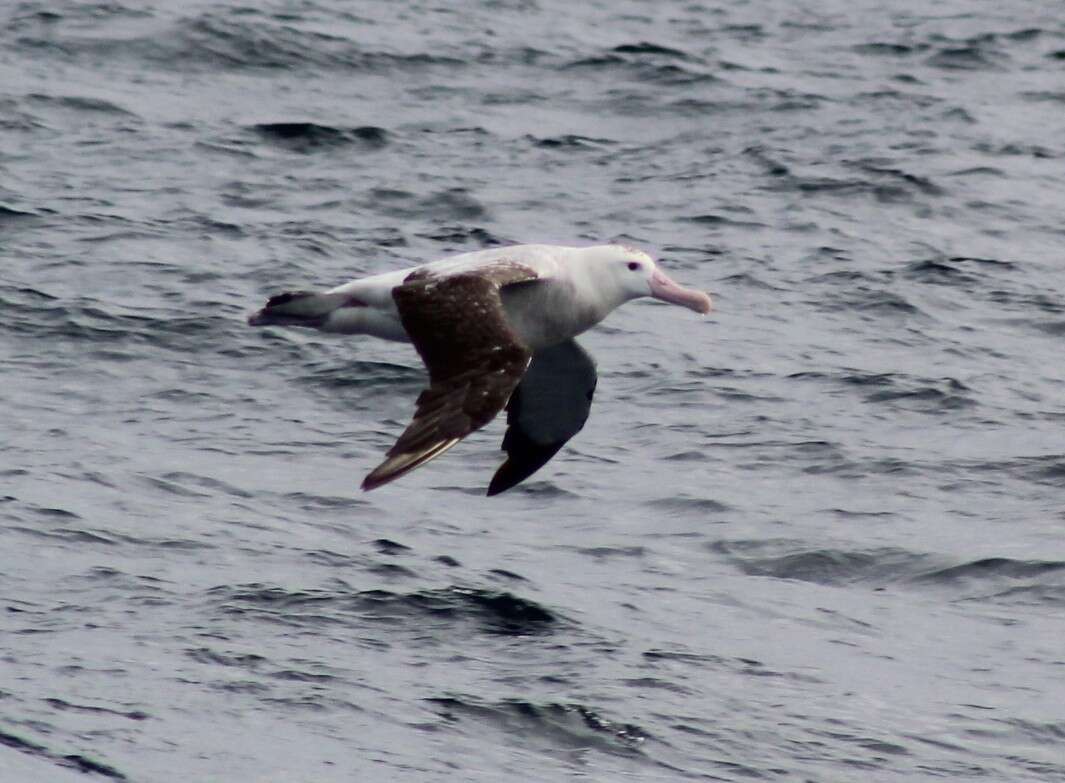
[627,262,641,271]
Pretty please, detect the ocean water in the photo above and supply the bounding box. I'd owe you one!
[2,0,1065,780]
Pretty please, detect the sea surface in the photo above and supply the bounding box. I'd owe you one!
[2,0,1065,780]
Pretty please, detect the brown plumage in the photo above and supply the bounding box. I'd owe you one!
[361,263,538,491]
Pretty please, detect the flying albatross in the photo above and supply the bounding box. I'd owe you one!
[248,244,711,495]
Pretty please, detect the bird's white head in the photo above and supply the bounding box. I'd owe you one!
[584,245,713,314]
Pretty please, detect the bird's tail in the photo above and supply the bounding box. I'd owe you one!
[247,290,348,329]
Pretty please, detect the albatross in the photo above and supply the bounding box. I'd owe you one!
[248,244,711,495]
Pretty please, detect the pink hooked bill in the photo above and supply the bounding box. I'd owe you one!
[649,269,713,314]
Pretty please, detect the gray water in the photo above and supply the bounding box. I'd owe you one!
[3,0,1065,780]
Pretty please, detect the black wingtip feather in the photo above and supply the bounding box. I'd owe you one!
[487,440,565,496]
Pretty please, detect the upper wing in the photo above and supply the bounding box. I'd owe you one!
[487,338,597,496]
[361,263,540,491]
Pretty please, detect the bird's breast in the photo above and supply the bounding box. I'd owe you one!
[501,280,603,351]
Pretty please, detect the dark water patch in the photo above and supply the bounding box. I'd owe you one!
[1021,90,1065,105]
[25,93,136,116]
[18,11,466,74]
[754,87,824,112]
[43,698,148,721]
[746,148,942,203]
[718,271,783,290]
[249,122,388,153]
[281,492,371,512]
[418,225,506,247]
[643,648,823,687]
[2,299,230,355]
[948,255,1016,270]
[716,540,1065,604]
[578,545,647,561]
[61,754,127,779]
[612,42,695,60]
[0,727,127,780]
[853,42,924,57]
[620,676,692,694]
[830,288,923,317]
[30,505,82,520]
[9,526,120,547]
[952,454,1065,488]
[711,540,932,586]
[682,214,767,229]
[789,176,922,203]
[298,359,424,391]
[1031,319,1065,336]
[949,166,1007,179]
[914,557,1065,585]
[486,568,527,583]
[427,697,649,754]
[644,496,730,515]
[139,474,209,499]
[802,455,918,479]
[0,205,46,223]
[58,568,173,602]
[911,558,1065,606]
[863,377,976,412]
[528,134,615,150]
[187,647,268,670]
[209,583,557,635]
[561,53,716,85]
[364,187,486,221]
[970,584,1065,607]
[268,667,338,684]
[974,141,1057,158]
[848,162,944,197]
[149,472,252,499]
[926,44,1006,71]
[303,550,366,569]
[902,257,1008,286]
[372,538,411,555]
[986,289,1064,317]
[743,146,790,177]
[367,562,418,579]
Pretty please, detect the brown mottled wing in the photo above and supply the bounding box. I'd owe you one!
[361,263,540,491]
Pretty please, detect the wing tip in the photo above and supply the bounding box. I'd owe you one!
[361,439,461,492]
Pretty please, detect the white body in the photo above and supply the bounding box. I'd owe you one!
[313,244,709,351]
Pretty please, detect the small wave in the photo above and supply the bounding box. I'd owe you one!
[208,583,558,635]
[612,42,694,60]
[25,93,135,116]
[417,226,507,247]
[249,122,388,153]
[711,540,930,586]
[43,698,148,722]
[426,697,649,755]
[14,11,467,74]
[363,187,487,221]
[0,727,127,781]
[926,46,1006,71]
[528,134,615,150]
[913,557,1065,584]
[947,454,1065,488]
[562,50,716,85]
[820,288,923,317]
[644,496,731,515]
[853,42,924,57]
[682,213,767,229]
[713,540,1065,605]
[0,205,45,223]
